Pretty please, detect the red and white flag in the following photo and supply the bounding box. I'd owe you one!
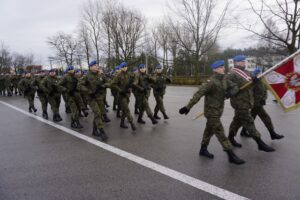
[263,51,300,112]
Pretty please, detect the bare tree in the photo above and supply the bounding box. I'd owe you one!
[47,32,79,66]
[0,42,12,71]
[78,22,93,66]
[81,0,102,64]
[167,0,231,74]
[242,0,300,55]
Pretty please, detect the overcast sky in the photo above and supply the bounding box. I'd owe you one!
[0,0,254,66]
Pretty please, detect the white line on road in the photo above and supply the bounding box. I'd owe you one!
[0,100,249,200]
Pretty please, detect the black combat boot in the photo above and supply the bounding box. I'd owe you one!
[42,111,48,119]
[113,104,117,111]
[29,106,32,113]
[76,120,83,129]
[92,124,101,137]
[103,114,111,123]
[99,128,108,141]
[71,119,77,128]
[254,137,275,152]
[150,116,158,124]
[32,106,37,113]
[53,113,59,122]
[79,112,84,117]
[137,117,146,124]
[269,130,284,140]
[162,112,169,119]
[229,135,242,148]
[56,113,62,122]
[154,110,161,120]
[120,119,128,129]
[199,145,214,159]
[240,128,251,137]
[130,122,136,131]
[226,150,245,165]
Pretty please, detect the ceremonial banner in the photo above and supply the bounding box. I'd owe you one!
[263,52,300,112]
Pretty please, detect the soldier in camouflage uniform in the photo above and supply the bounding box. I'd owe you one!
[227,55,275,152]
[4,74,12,96]
[133,64,158,125]
[111,62,136,130]
[152,64,171,120]
[111,66,122,117]
[59,66,84,129]
[179,60,245,165]
[41,69,62,122]
[31,70,49,119]
[74,69,89,117]
[78,61,109,141]
[239,68,284,140]
[18,72,37,113]
[132,67,140,115]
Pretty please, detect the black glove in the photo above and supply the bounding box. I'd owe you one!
[179,106,190,115]
[252,76,259,83]
[260,100,266,106]
[166,78,171,84]
[69,90,75,96]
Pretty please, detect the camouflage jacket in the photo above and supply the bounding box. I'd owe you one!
[40,76,61,96]
[187,73,238,118]
[151,73,171,95]
[59,73,78,96]
[253,79,268,107]
[132,72,154,95]
[31,76,46,94]
[110,71,134,97]
[78,71,109,98]
[18,77,36,95]
[227,68,254,110]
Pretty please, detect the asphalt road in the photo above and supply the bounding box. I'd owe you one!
[0,86,299,200]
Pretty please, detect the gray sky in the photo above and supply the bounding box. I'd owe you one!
[0,0,253,66]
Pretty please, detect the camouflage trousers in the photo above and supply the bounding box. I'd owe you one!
[38,93,48,112]
[229,109,261,139]
[67,95,80,121]
[26,92,35,108]
[154,92,166,113]
[202,117,232,151]
[251,106,274,132]
[136,92,153,118]
[88,96,104,129]
[48,94,61,114]
[120,94,133,123]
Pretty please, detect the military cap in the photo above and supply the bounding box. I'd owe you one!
[119,62,128,68]
[233,55,246,62]
[210,60,225,69]
[138,64,145,69]
[89,60,97,67]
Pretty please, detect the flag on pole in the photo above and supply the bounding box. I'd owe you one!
[263,51,300,112]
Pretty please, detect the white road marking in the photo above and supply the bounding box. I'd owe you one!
[0,100,249,200]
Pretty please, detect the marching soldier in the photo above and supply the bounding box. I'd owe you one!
[41,69,63,122]
[18,72,37,113]
[111,62,136,130]
[0,74,4,96]
[132,67,140,115]
[111,66,122,118]
[31,70,49,119]
[179,60,245,165]
[78,61,109,141]
[59,66,83,129]
[240,67,284,140]
[132,64,158,125]
[227,55,275,152]
[152,64,171,120]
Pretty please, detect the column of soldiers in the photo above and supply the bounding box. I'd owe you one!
[0,56,284,165]
[179,55,284,165]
